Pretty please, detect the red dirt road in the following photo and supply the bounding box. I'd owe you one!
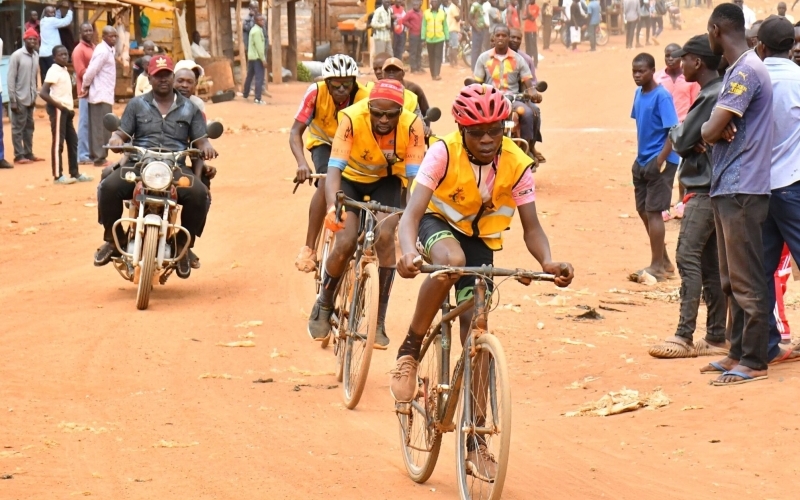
[2,5,799,498]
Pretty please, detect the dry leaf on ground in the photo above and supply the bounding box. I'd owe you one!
[152,440,198,448]
[536,295,569,307]
[234,320,263,328]
[198,373,236,379]
[565,388,670,417]
[559,338,595,348]
[217,340,255,347]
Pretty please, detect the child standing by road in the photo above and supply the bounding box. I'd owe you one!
[39,45,92,184]
[630,52,679,283]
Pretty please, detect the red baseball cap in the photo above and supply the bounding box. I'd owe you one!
[148,55,175,75]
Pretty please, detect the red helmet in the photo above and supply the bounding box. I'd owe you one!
[452,84,510,127]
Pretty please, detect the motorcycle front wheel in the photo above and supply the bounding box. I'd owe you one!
[597,26,609,46]
[461,43,472,67]
[136,226,159,310]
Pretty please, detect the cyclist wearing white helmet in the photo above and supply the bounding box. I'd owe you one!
[291,54,368,273]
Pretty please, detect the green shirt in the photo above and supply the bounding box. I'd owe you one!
[421,8,449,43]
[247,24,266,62]
[470,1,487,29]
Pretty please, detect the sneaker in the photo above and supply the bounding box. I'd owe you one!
[75,173,94,182]
[307,300,333,340]
[389,355,419,403]
[94,241,120,266]
[254,99,266,105]
[374,324,390,350]
[55,175,78,185]
[0,159,13,169]
[295,246,317,273]
[466,443,498,482]
[176,253,192,279]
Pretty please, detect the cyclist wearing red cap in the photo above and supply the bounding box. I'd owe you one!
[307,79,426,348]
[389,85,574,477]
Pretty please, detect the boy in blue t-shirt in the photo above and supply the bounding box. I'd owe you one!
[630,52,680,282]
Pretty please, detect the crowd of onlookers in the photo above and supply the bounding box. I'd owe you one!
[633,2,800,386]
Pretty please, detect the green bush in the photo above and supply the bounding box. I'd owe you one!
[297,62,312,82]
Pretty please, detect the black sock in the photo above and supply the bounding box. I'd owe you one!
[377,267,395,326]
[318,268,341,307]
[397,329,424,360]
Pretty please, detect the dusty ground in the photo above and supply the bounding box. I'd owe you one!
[3,4,800,499]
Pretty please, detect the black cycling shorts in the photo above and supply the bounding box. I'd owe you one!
[417,213,494,304]
[340,175,402,214]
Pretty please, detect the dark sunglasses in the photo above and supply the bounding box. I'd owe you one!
[464,126,504,139]
[327,80,355,91]
[369,106,403,119]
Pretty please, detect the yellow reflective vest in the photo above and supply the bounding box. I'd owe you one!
[338,98,420,184]
[419,132,533,250]
[305,82,370,150]
[424,9,447,40]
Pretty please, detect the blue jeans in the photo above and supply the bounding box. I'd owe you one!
[243,60,265,101]
[471,28,486,71]
[78,98,91,161]
[762,182,800,361]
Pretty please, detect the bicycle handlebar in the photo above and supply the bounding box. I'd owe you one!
[417,264,556,282]
[335,191,402,219]
[292,173,326,193]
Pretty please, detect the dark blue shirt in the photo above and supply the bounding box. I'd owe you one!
[631,84,680,166]
[119,90,208,152]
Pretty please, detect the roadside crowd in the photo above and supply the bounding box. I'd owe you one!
[630,2,800,386]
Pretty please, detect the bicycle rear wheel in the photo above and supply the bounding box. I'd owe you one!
[332,261,354,381]
[318,228,334,348]
[455,334,512,500]
[397,330,443,483]
[342,262,379,409]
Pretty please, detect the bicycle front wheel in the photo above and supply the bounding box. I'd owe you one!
[398,331,443,483]
[332,261,354,381]
[342,262,379,409]
[455,334,512,500]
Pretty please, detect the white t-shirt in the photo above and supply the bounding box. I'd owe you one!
[471,161,493,203]
[742,5,756,29]
[44,64,74,110]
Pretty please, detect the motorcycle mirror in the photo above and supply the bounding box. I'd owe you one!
[425,107,442,123]
[103,113,121,132]
[206,121,224,140]
[535,81,548,93]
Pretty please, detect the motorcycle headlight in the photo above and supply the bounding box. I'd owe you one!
[141,161,172,190]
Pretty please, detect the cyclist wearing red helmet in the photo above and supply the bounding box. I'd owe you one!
[390,83,574,445]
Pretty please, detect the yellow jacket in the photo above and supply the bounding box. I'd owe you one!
[305,82,369,150]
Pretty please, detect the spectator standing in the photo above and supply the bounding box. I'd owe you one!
[393,0,408,59]
[40,45,92,184]
[469,0,489,68]
[505,0,522,29]
[0,37,11,169]
[25,11,40,34]
[422,0,449,80]
[777,2,795,24]
[754,16,800,362]
[487,0,504,37]
[132,40,155,84]
[636,0,651,46]
[82,26,117,168]
[406,1,424,73]
[482,0,493,49]
[651,0,667,43]
[242,1,264,56]
[700,4,774,385]
[649,34,728,359]
[7,29,42,165]
[523,0,540,64]
[372,0,394,58]
[586,0,602,51]
[39,4,73,83]
[72,23,94,165]
[444,0,461,67]
[624,0,640,49]
[569,0,586,51]
[655,44,701,121]
[629,52,680,283]
[541,0,553,50]
[733,0,757,29]
[243,14,268,105]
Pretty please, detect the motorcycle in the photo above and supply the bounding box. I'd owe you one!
[101,113,224,310]
[502,81,547,172]
[459,23,473,68]
[551,8,567,46]
[666,1,682,29]
[560,22,609,47]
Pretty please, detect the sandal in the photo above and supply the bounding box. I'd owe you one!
[648,337,695,358]
[694,338,730,357]
[769,345,800,365]
[534,150,546,164]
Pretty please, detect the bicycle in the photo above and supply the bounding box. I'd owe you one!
[396,263,557,500]
[325,191,402,409]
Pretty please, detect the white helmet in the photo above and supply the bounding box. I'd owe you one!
[322,54,359,79]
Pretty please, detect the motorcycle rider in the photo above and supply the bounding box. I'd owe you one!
[94,55,217,278]
[307,80,426,348]
[468,24,546,164]
[389,84,573,479]
[291,55,368,273]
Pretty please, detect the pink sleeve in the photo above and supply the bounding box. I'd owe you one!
[415,141,449,191]
[294,84,319,124]
[512,168,536,205]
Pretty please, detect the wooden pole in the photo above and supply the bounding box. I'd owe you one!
[287,0,296,79]
[270,4,282,84]
[133,5,142,45]
[236,0,246,91]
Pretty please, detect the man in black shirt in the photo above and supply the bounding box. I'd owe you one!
[94,56,217,276]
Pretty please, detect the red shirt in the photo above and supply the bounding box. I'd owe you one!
[72,40,95,98]
[404,9,423,36]
[506,4,521,29]
[524,4,540,32]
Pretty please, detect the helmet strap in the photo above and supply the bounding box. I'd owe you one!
[460,129,502,166]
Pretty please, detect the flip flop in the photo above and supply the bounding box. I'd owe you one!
[694,339,730,357]
[699,361,728,374]
[711,370,768,386]
[648,338,695,359]
[769,345,800,365]
[628,269,665,284]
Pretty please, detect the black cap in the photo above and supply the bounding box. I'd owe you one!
[758,15,795,51]
[671,34,716,58]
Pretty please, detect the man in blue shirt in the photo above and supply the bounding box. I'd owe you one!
[39,3,73,84]
[630,52,680,284]
[586,0,602,51]
[701,4,774,386]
